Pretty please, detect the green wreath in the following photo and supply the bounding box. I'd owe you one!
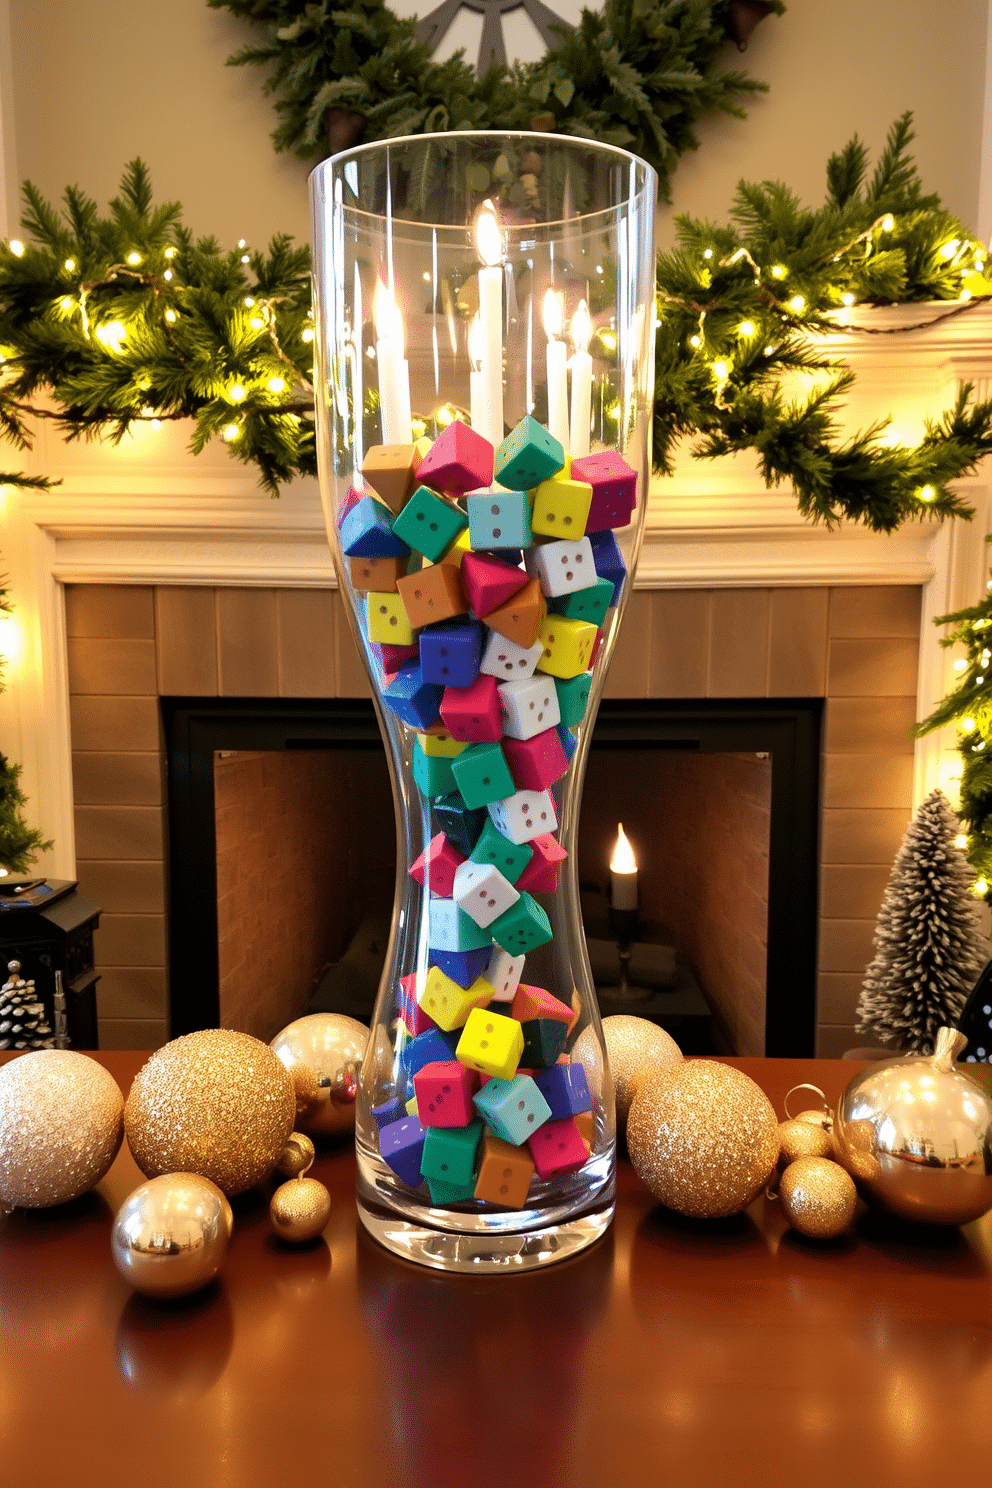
[209,0,783,200]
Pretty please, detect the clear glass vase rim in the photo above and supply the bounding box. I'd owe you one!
[310,130,658,235]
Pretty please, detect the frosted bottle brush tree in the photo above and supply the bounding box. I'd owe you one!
[856,789,989,1054]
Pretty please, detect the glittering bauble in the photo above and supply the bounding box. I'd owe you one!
[111,1173,233,1298]
[779,1157,857,1239]
[834,1026,992,1226]
[269,1176,332,1242]
[576,1015,681,1132]
[276,1132,316,1178]
[270,1014,368,1135]
[125,1029,297,1196]
[627,1060,780,1218]
[777,1117,833,1166]
[0,1050,124,1208]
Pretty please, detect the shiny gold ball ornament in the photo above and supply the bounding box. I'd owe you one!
[270,1013,368,1135]
[834,1026,992,1226]
[579,1015,682,1132]
[125,1029,297,1196]
[275,1131,316,1179]
[779,1157,857,1239]
[111,1173,234,1298]
[0,1050,124,1208]
[778,1117,834,1166]
[627,1060,780,1219]
[269,1176,332,1243]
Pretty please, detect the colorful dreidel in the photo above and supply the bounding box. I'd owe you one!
[421,1120,483,1187]
[456,1006,525,1081]
[520,1017,568,1068]
[451,740,516,809]
[479,629,543,682]
[382,664,444,729]
[548,576,614,628]
[498,675,561,741]
[484,947,526,1004]
[396,564,468,629]
[473,1073,552,1146]
[453,859,520,929]
[419,622,482,688]
[533,1062,593,1120]
[372,1096,407,1130]
[511,983,572,1026]
[428,897,493,952]
[433,793,488,856]
[554,672,593,729]
[461,551,529,616]
[417,728,468,758]
[340,496,411,558]
[412,739,457,798]
[393,486,468,562]
[535,615,598,679]
[466,491,534,551]
[481,577,547,650]
[409,832,465,897]
[426,1174,478,1205]
[377,641,419,673]
[379,1115,427,1188]
[557,724,579,763]
[525,536,596,599]
[515,832,568,894]
[440,673,503,743]
[474,1132,536,1208]
[487,788,558,846]
[502,728,569,792]
[367,591,416,646]
[470,818,533,885]
[398,973,434,1037]
[350,555,408,592]
[361,444,420,513]
[414,1060,480,1126]
[528,1117,589,1177]
[436,526,473,570]
[399,1026,459,1080]
[570,450,637,530]
[587,528,627,603]
[532,473,593,538]
[495,416,564,490]
[430,946,490,989]
[414,419,494,496]
[336,482,368,529]
[420,965,492,1031]
[490,892,553,954]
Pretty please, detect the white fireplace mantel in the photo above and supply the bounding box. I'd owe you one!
[3,303,992,879]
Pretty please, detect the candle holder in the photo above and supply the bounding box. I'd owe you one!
[598,905,654,1006]
[311,133,657,1272]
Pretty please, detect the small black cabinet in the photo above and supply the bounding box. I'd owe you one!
[0,881,101,1049]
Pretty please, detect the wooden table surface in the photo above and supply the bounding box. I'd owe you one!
[3,1052,991,1487]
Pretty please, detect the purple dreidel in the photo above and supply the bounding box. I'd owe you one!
[379,1115,427,1188]
[533,1063,593,1120]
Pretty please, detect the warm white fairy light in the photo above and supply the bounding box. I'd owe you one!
[703,248,713,260]
[163,269,173,282]
[267,376,286,394]
[301,327,315,343]
[770,264,786,279]
[249,316,264,330]
[787,294,806,314]
[64,257,76,272]
[689,334,701,348]
[954,658,969,671]
[164,309,177,324]
[737,320,755,337]
[59,297,73,311]
[919,485,936,502]
[164,247,177,260]
[126,251,142,267]
[96,320,127,351]
[8,240,24,257]
[939,239,961,261]
[712,359,730,380]
[881,214,895,232]
[955,833,969,849]
[962,718,977,733]
[229,383,246,402]
[974,877,989,896]
[841,292,856,306]
[222,423,240,441]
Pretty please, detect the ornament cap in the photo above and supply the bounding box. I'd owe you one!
[932,1025,968,1071]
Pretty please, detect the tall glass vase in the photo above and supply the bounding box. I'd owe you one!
[311,133,656,1272]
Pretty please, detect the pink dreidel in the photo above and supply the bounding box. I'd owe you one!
[414,1060,480,1126]
[461,551,529,617]
[515,833,568,894]
[409,832,465,896]
[440,673,503,742]
[415,421,494,496]
[336,482,371,530]
[502,728,569,792]
[528,1117,589,1177]
[398,973,435,1037]
[376,641,420,674]
[570,451,637,531]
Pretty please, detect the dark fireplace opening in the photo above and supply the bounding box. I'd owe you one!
[163,697,821,1055]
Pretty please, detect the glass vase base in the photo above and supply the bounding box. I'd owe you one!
[357,1193,615,1274]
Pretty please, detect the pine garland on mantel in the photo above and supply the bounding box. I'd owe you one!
[2,117,992,531]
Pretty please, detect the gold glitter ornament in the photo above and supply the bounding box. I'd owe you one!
[777,1117,833,1166]
[627,1060,780,1219]
[779,1156,857,1239]
[0,1049,124,1208]
[125,1029,297,1196]
[270,1176,332,1242]
[575,1015,681,1133]
[270,1013,368,1135]
[111,1173,233,1298]
[276,1131,316,1178]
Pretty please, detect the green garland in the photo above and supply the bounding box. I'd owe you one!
[209,0,781,201]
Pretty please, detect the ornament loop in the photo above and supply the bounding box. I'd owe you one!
[784,1083,829,1120]
[932,1026,968,1072]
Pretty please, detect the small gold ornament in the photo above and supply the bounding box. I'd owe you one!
[777,1117,833,1166]
[779,1156,857,1239]
[269,1176,332,1243]
[276,1132,316,1178]
[270,1013,368,1135]
[834,1026,992,1225]
[124,1029,297,1196]
[627,1060,780,1219]
[0,1049,124,1208]
[111,1173,233,1298]
[575,1015,682,1133]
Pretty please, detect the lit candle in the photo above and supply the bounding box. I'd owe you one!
[373,279,412,445]
[569,298,593,458]
[543,289,569,451]
[610,822,638,911]
[475,203,504,452]
[468,314,485,440]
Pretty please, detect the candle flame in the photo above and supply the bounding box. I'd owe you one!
[610,822,637,874]
[373,279,403,353]
[468,313,484,371]
[543,288,564,340]
[571,298,592,355]
[476,203,503,269]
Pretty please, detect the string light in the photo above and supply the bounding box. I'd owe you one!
[841,292,856,306]
[954,658,969,671]
[267,376,286,394]
[229,383,246,402]
[59,297,73,311]
[249,316,264,330]
[301,328,315,343]
[955,833,969,849]
[703,248,713,260]
[974,877,989,896]
[126,251,142,267]
[939,239,961,260]
[770,264,786,279]
[918,485,936,502]
[961,718,977,732]
[880,214,895,232]
[737,321,755,337]
[95,320,127,352]
[8,240,24,257]
[712,359,730,380]
[689,334,701,348]
[222,423,240,442]
[64,258,76,272]
[163,269,173,281]
[240,254,250,265]
[787,294,806,314]
[237,239,246,249]
[164,309,177,324]
[244,296,255,308]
